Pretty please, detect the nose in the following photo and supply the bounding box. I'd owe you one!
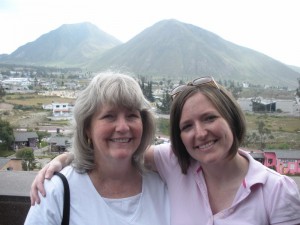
[194,122,207,139]
[115,116,130,132]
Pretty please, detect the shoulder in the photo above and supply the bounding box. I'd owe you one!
[143,171,164,184]
[142,171,167,191]
[240,150,300,223]
[153,143,177,162]
[240,149,300,199]
[57,165,88,187]
[240,150,296,187]
[154,143,172,152]
[41,167,73,199]
[153,143,184,179]
[142,171,169,201]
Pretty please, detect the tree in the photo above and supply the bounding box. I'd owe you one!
[0,83,5,99]
[256,120,274,149]
[243,132,259,148]
[145,80,155,102]
[138,76,155,102]
[0,119,14,150]
[36,130,51,144]
[296,77,300,98]
[243,120,274,149]
[156,90,172,114]
[227,81,243,99]
[15,147,36,171]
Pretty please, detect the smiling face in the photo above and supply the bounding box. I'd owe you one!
[86,104,143,165]
[179,92,233,166]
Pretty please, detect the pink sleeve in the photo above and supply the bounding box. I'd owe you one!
[266,176,300,224]
[153,143,180,183]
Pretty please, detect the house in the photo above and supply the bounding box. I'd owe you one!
[47,136,71,153]
[52,102,73,117]
[265,150,300,175]
[251,97,276,113]
[246,148,300,175]
[248,151,265,164]
[13,131,38,150]
[0,157,23,171]
[0,158,10,170]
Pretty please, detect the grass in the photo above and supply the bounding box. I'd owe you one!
[157,114,300,135]
[0,148,15,157]
[245,113,300,133]
[156,118,170,136]
[4,94,75,106]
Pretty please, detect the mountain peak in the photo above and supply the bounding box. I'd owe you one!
[1,22,121,67]
[89,20,299,87]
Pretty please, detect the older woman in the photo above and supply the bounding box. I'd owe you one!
[25,73,170,224]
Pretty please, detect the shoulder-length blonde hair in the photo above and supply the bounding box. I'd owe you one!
[71,72,155,173]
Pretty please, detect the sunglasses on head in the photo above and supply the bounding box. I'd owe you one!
[170,76,219,100]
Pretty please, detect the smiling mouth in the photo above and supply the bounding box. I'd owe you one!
[194,140,215,150]
[111,138,131,143]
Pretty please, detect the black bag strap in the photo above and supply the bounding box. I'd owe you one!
[54,172,70,225]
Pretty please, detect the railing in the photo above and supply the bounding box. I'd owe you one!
[0,170,299,225]
[0,195,31,225]
[0,171,37,225]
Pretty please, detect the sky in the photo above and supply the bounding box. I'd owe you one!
[0,0,300,67]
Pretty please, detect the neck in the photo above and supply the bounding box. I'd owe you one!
[202,153,249,184]
[93,162,139,180]
[201,152,249,214]
[89,163,142,198]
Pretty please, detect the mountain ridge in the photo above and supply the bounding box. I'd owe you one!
[0,19,299,88]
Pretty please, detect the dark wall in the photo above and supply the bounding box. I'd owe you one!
[0,196,30,225]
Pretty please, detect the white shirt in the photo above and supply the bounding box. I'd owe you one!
[25,166,170,225]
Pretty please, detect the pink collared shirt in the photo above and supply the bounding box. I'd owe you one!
[154,143,300,225]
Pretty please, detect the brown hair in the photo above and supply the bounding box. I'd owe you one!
[170,84,246,174]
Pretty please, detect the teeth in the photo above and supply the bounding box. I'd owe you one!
[198,141,214,149]
[111,138,130,143]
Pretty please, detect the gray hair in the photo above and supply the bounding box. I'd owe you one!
[70,72,155,173]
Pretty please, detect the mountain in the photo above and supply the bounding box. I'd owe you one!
[289,65,300,73]
[88,19,299,88]
[1,20,299,88]
[0,22,121,67]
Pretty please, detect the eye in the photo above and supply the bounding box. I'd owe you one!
[101,114,114,120]
[127,110,141,119]
[129,113,139,118]
[205,115,217,122]
[180,123,192,132]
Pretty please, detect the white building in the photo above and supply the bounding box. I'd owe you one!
[2,77,31,86]
[52,103,73,117]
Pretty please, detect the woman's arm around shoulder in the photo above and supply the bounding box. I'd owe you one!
[26,174,65,224]
[30,152,74,205]
[144,145,158,172]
